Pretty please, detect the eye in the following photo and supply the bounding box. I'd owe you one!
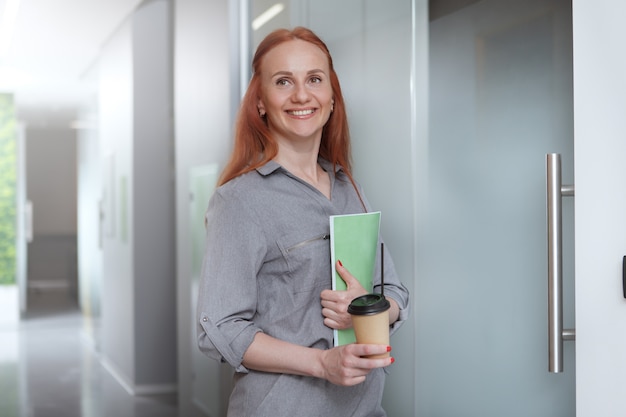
[309,75,323,84]
[275,78,291,87]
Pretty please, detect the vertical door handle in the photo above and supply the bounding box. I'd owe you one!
[623,256,626,299]
[546,153,575,373]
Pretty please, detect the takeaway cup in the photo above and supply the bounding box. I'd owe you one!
[348,294,390,359]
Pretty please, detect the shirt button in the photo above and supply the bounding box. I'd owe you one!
[202,317,208,322]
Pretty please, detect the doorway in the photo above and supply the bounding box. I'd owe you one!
[18,116,79,319]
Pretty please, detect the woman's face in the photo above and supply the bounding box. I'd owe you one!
[257,39,334,147]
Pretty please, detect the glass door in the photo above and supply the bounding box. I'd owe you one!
[418,0,575,415]
[246,0,574,415]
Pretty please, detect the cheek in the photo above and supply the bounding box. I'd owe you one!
[264,93,287,112]
[320,89,334,106]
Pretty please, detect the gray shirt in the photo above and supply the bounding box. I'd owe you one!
[197,159,410,417]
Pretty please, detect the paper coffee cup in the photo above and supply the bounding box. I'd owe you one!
[348,294,391,359]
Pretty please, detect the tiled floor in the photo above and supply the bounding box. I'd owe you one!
[0,287,178,417]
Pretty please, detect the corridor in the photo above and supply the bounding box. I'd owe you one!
[0,288,178,417]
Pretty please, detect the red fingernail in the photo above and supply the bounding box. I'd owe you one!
[390,357,395,364]
[386,346,392,352]
[338,260,343,267]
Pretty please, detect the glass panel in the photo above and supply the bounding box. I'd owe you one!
[292,1,417,414]
[418,0,575,415]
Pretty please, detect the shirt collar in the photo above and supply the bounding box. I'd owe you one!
[255,158,344,176]
[256,160,282,176]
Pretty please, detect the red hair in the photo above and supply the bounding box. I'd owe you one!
[218,27,356,190]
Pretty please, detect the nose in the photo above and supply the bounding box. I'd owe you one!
[292,82,311,103]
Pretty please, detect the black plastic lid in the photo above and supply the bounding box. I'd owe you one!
[348,294,390,315]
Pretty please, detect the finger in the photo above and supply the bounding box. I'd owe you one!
[323,314,352,330]
[321,293,351,309]
[323,317,340,329]
[335,351,393,376]
[344,375,367,386]
[333,371,368,387]
[320,297,337,309]
[321,306,338,320]
[347,344,394,364]
[321,301,347,317]
[354,356,395,371]
[320,288,339,302]
[320,289,354,307]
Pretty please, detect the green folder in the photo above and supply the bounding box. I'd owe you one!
[330,211,381,346]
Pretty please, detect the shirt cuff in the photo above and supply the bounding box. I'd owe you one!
[199,313,262,373]
[385,292,410,336]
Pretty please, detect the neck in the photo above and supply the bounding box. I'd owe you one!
[274,151,320,181]
[273,136,322,178]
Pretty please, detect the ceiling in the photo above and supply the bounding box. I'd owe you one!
[0,0,143,127]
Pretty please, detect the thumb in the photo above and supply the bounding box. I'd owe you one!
[335,260,362,290]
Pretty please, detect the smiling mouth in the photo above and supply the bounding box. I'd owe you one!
[287,109,315,116]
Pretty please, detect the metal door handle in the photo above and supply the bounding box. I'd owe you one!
[546,153,575,373]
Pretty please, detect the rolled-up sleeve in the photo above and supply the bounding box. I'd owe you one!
[196,189,266,373]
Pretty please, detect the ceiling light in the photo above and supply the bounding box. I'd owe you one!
[252,3,285,31]
[0,0,22,58]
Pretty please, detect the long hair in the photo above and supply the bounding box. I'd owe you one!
[217,27,355,190]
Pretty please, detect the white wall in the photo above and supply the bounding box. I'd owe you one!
[573,0,626,415]
[96,0,176,395]
[131,0,176,388]
[99,15,135,384]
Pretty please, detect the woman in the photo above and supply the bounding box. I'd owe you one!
[197,27,410,416]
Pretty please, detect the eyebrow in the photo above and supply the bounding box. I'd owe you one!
[271,69,327,78]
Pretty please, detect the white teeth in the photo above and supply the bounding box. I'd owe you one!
[289,109,314,116]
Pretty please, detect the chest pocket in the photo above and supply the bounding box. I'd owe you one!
[277,229,331,293]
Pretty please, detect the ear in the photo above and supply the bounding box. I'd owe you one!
[257,99,266,117]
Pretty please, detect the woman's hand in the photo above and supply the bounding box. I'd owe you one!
[318,343,394,386]
[320,261,368,330]
[242,333,394,387]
